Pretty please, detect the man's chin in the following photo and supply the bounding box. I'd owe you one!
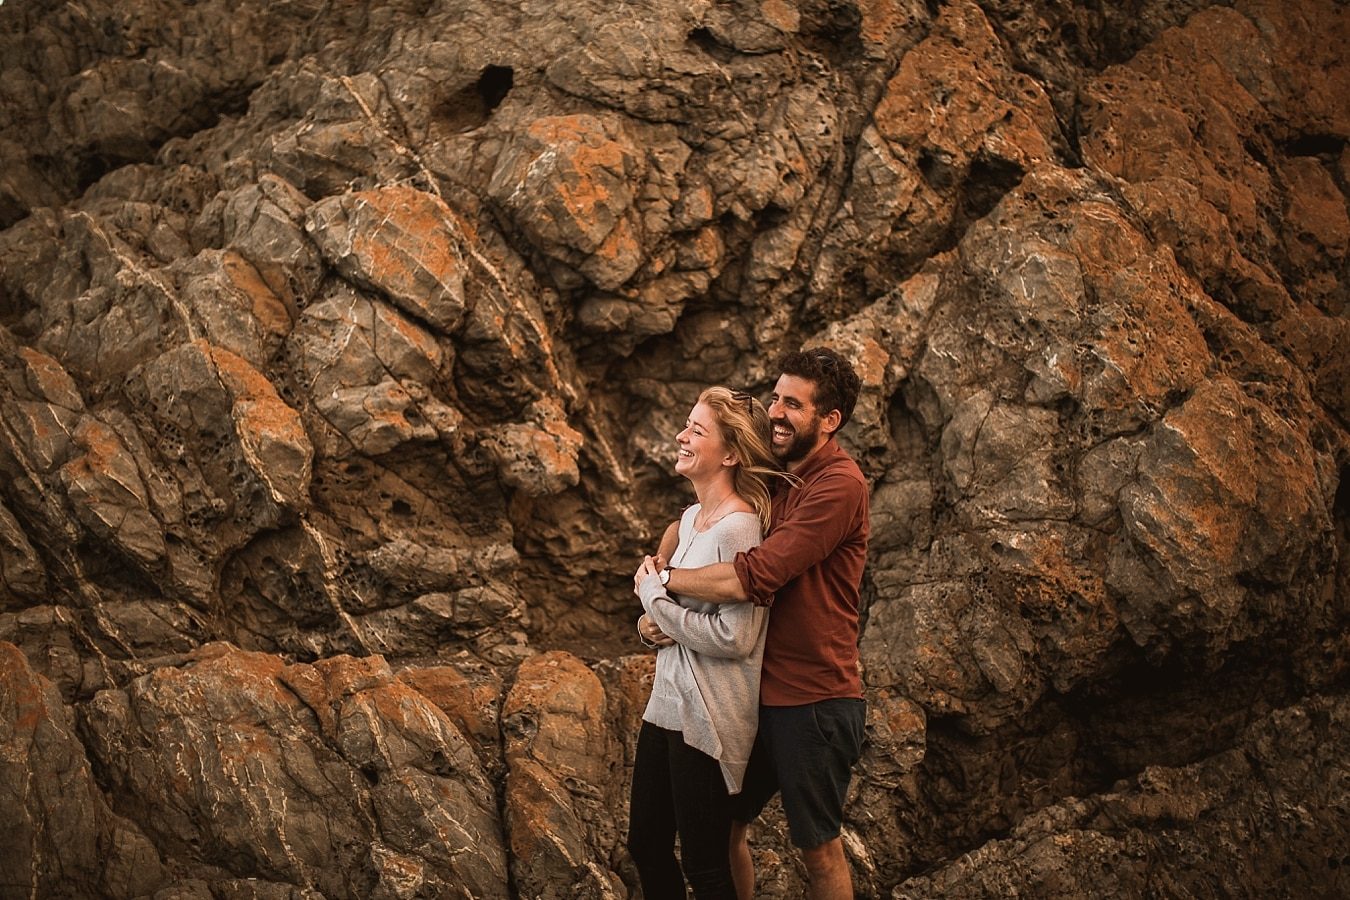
[775,441,811,464]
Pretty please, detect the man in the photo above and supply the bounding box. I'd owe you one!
[636,346,869,900]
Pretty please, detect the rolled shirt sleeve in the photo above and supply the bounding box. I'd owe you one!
[733,470,868,607]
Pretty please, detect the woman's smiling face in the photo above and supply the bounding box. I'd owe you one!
[675,401,733,480]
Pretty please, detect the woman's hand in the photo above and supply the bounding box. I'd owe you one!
[634,555,675,648]
[633,554,664,593]
[637,613,674,648]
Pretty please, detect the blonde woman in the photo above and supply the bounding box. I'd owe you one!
[628,386,782,899]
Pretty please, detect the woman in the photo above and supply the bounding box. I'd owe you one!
[627,386,782,900]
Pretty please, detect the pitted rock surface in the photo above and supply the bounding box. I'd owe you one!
[0,0,1347,896]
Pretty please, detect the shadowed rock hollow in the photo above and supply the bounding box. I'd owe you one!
[0,0,1347,897]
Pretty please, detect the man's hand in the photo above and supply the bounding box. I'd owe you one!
[637,613,674,648]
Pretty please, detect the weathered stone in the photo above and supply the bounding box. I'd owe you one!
[287,284,457,458]
[479,396,585,496]
[830,0,1058,275]
[0,641,166,898]
[214,174,325,308]
[60,416,166,567]
[216,523,367,660]
[83,643,510,898]
[1109,376,1332,656]
[0,499,47,606]
[502,650,624,899]
[488,114,647,291]
[175,249,294,370]
[260,71,422,199]
[397,661,505,779]
[132,338,312,536]
[0,607,110,702]
[0,0,1346,895]
[892,694,1350,899]
[305,185,469,334]
[359,585,529,666]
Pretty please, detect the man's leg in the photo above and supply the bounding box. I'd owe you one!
[729,819,753,900]
[801,836,852,900]
[765,700,866,899]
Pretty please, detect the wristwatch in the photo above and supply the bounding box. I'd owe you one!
[658,566,673,586]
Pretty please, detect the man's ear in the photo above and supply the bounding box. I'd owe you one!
[821,408,843,436]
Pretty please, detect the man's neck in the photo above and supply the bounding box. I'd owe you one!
[785,435,833,474]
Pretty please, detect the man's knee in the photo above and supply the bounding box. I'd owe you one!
[800,835,846,872]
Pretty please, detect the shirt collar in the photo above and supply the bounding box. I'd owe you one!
[786,437,843,483]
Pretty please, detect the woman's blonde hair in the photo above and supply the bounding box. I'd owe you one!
[698,386,789,532]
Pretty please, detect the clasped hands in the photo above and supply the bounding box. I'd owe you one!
[634,554,675,648]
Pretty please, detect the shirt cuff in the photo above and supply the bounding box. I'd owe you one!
[636,618,662,649]
[733,551,775,607]
[637,574,669,611]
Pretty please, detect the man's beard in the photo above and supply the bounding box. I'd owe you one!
[771,413,822,464]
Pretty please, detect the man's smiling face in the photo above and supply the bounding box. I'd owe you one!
[767,374,826,467]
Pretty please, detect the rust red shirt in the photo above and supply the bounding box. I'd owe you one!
[732,439,869,706]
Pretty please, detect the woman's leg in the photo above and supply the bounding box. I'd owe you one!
[627,721,684,900]
[669,736,737,900]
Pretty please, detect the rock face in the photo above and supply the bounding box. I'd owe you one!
[0,0,1346,897]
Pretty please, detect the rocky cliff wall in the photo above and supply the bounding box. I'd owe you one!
[0,0,1347,897]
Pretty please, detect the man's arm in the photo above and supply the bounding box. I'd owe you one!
[672,468,867,607]
[665,562,748,604]
[647,512,745,603]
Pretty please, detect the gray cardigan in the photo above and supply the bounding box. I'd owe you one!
[638,507,767,793]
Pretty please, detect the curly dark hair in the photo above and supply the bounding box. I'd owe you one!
[776,346,861,429]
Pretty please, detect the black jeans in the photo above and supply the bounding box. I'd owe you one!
[627,721,737,899]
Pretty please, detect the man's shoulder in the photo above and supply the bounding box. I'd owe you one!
[804,443,867,488]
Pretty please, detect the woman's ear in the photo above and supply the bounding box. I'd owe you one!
[722,449,741,468]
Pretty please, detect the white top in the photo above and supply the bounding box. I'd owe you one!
[638,505,767,793]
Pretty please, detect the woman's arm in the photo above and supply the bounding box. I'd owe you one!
[631,516,685,651]
[642,593,765,658]
[655,519,680,565]
[635,515,766,658]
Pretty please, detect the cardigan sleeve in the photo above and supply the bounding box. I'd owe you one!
[639,513,766,658]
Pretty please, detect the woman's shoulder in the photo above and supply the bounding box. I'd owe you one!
[711,510,763,546]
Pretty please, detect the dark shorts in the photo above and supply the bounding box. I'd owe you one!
[730,698,866,849]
